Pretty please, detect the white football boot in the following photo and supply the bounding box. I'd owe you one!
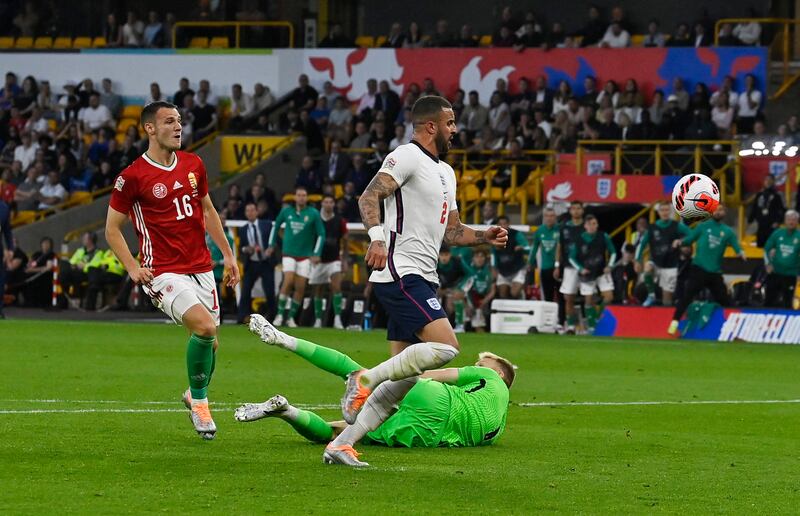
[234,394,289,422]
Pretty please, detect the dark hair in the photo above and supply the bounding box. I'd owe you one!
[140,101,177,129]
[40,236,53,246]
[295,185,308,193]
[86,231,98,245]
[322,194,335,202]
[439,243,451,253]
[584,214,597,223]
[498,215,510,223]
[570,200,583,207]
[411,95,452,126]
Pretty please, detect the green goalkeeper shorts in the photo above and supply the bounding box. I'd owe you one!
[365,379,450,448]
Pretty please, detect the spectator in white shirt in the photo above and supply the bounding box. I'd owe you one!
[736,73,762,134]
[710,76,738,112]
[122,11,145,47]
[250,83,275,116]
[733,14,761,46]
[229,83,254,119]
[144,82,166,106]
[552,80,572,116]
[356,79,378,116]
[100,78,123,119]
[321,81,340,106]
[643,20,666,47]
[78,93,114,133]
[389,124,407,150]
[711,93,734,138]
[38,170,68,210]
[13,132,39,171]
[600,22,630,48]
[24,107,49,136]
[488,92,510,136]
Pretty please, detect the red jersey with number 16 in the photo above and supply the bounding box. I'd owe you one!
[109,151,212,276]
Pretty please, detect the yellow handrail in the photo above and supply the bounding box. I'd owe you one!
[173,21,295,49]
[609,204,654,240]
[714,18,798,99]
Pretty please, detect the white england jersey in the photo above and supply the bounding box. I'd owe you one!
[370,141,457,284]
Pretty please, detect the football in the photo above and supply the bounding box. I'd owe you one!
[672,173,720,220]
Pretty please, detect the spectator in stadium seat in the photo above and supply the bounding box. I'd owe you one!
[13,132,38,172]
[89,159,115,192]
[402,21,424,48]
[457,24,478,47]
[458,91,489,134]
[716,23,740,46]
[103,13,123,47]
[488,92,510,136]
[229,83,254,128]
[374,80,401,126]
[671,78,690,111]
[191,90,218,141]
[599,21,630,48]
[295,155,323,195]
[547,21,570,49]
[145,82,166,106]
[290,75,318,112]
[514,20,544,50]
[12,1,39,37]
[492,25,517,47]
[346,153,372,195]
[667,23,692,47]
[143,11,164,48]
[98,79,122,120]
[15,76,37,116]
[574,5,606,47]
[710,76,738,110]
[428,19,456,47]
[647,89,666,125]
[299,109,325,154]
[35,80,58,119]
[336,181,359,221]
[389,124,407,150]
[172,78,194,109]
[23,236,55,308]
[349,121,370,149]
[355,78,378,119]
[733,11,761,46]
[711,94,734,138]
[552,81,572,116]
[319,23,354,48]
[596,80,619,109]
[58,82,81,123]
[629,109,659,140]
[643,19,666,47]
[78,93,114,133]
[736,74,762,135]
[579,76,599,109]
[481,202,498,225]
[197,80,218,107]
[749,174,785,248]
[597,107,621,140]
[321,139,351,186]
[309,97,330,131]
[531,76,554,115]
[122,11,145,47]
[382,22,406,48]
[660,95,688,139]
[250,83,275,116]
[24,107,48,136]
[692,23,711,47]
[37,170,67,210]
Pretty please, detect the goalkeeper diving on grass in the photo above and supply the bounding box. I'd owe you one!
[236,315,515,466]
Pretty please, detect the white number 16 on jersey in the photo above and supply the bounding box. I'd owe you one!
[173,194,194,220]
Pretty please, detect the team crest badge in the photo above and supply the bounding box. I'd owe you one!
[426,298,442,310]
[385,157,397,170]
[114,176,125,192]
[166,284,174,293]
[596,178,611,199]
[188,172,199,197]
[152,183,168,199]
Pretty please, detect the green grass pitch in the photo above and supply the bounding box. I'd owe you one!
[1,320,799,513]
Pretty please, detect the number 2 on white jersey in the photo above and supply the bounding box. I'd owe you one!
[173,194,194,220]
[440,201,447,224]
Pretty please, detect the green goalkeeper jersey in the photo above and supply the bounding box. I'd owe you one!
[269,206,325,258]
[439,366,509,447]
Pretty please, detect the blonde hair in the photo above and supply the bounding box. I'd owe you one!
[479,351,518,388]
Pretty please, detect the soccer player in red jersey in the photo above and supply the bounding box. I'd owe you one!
[105,101,240,440]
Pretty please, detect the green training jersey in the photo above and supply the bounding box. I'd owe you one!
[530,224,559,269]
[681,218,742,274]
[558,219,584,265]
[269,206,325,258]
[462,262,493,295]
[569,231,617,278]
[439,366,509,447]
[635,219,690,268]
[763,227,800,276]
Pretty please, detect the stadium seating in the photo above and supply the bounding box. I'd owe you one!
[116,118,139,134]
[14,36,33,49]
[72,36,92,49]
[92,36,107,48]
[189,37,209,48]
[52,37,73,49]
[121,105,143,119]
[0,36,13,49]
[355,36,374,48]
[209,36,229,48]
[33,36,53,49]
[375,35,387,47]
[479,35,492,47]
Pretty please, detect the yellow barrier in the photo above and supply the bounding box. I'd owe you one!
[714,18,799,100]
[219,135,295,174]
[172,21,294,48]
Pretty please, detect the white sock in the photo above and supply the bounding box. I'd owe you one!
[191,397,208,406]
[277,404,298,421]
[332,378,418,447]
[280,334,298,352]
[360,342,458,388]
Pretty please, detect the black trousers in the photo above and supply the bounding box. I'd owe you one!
[673,265,730,320]
[60,265,88,298]
[539,268,556,302]
[85,269,123,310]
[765,273,797,309]
[238,260,276,322]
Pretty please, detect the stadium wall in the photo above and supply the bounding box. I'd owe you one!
[595,306,800,344]
[6,47,767,106]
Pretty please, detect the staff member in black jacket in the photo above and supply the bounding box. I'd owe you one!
[749,174,785,248]
[237,202,275,323]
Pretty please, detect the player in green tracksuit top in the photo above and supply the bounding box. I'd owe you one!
[457,247,496,331]
[669,205,745,335]
[568,214,616,332]
[237,314,514,451]
[763,210,800,308]
[267,187,325,327]
[635,203,691,307]
[529,207,559,301]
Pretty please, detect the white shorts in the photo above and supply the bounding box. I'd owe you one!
[145,271,220,326]
[309,260,342,285]
[559,266,579,295]
[496,268,526,286]
[282,256,311,278]
[579,273,614,296]
[648,264,678,293]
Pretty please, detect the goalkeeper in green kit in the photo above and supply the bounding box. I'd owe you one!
[236,314,514,462]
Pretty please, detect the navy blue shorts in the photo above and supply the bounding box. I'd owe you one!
[373,274,448,343]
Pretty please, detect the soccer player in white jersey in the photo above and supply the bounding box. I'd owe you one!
[322,95,509,466]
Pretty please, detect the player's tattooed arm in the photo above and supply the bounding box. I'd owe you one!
[358,172,399,230]
[443,210,504,247]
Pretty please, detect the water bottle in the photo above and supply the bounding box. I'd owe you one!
[363,311,372,331]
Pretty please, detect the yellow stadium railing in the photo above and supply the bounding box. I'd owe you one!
[714,18,799,99]
[576,140,742,206]
[172,21,295,49]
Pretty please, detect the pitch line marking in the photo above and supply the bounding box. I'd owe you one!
[517,399,800,407]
